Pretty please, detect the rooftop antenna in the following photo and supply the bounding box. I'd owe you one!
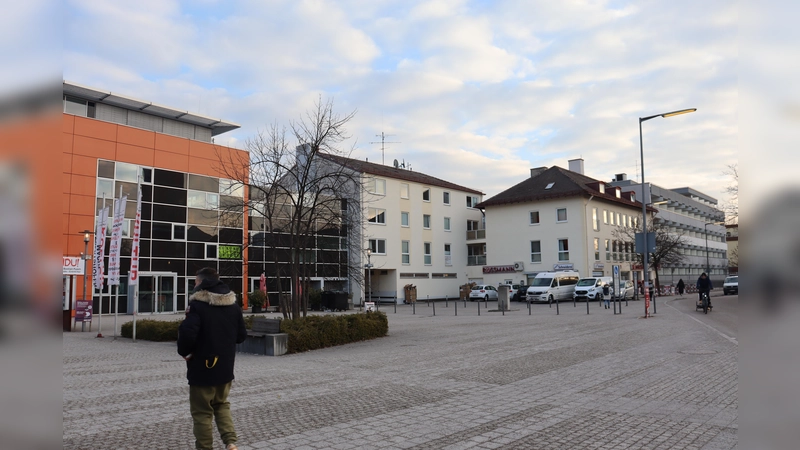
[370,132,400,165]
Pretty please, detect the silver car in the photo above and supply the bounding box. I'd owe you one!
[611,280,635,299]
[469,285,499,301]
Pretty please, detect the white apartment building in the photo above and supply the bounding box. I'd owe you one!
[609,176,728,284]
[477,160,653,287]
[322,155,485,304]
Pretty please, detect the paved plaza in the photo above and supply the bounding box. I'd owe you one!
[63,295,737,449]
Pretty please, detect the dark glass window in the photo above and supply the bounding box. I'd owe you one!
[188,174,219,192]
[97,160,114,178]
[142,168,152,183]
[218,261,242,277]
[187,242,204,259]
[249,247,264,262]
[219,195,243,212]
[154,169,186,188]
[153,204,186,223]
[141,185,153,202]
[187,208,219,226]
[116,181,138,199]
[140,221,151,239]
[219,228,243,244]
[138,239,151,257]
[187,225,218,242]
[152,240,186,258]
[174,225,186,240]
[153,186,187,206]
[152,222,172,240]
[151,258,185,275]
[206,244,217,259]
[187,260,214,277]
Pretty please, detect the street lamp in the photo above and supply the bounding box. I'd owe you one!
[704,221,725,275]
[80,230,92,332]
[365,248,373,307]
[639,108,696,316]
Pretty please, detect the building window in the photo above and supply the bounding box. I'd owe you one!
[467,195,479,208]
[187,190,219,210]
[530,241,542,263]
[616,213,621,226]
[592,207,599,231]
[401,212,409,227]
[422,188,430,202]
[423,214,431,229]
[367,177,386,195]
[444,243,452,266]
[609,212,615,226]
[424,242,432,265]
[369,239,386,255]
[368,208,386,224]
[400,183,409,199]
[530,211,540,225]
[173,224,186,241]
[603,210,608,224]
[444,217,451,231]
[219,179,244,198]
[557,208,567,222]
[401,240,410,264]
[558,239,569,261]
[589,239,597,263]
[443,192,450,205]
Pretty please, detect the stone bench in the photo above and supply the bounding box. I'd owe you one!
[236,317,287,356]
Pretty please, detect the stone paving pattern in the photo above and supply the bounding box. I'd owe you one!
[63,298,737,449]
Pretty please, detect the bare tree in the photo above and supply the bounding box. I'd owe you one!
[215,98,365,320]
[613,218,688,290]
[723,163,738,223]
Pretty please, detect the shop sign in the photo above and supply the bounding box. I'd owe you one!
[75,299,93,323]
[63,256,84,275]
[593,262,605,270]
[482,265,515,274]
[553,263,574,271]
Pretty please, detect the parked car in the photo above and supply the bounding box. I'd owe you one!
[526,271,581,303]
[513,285,529,301]
[469,285,499,301]
[573,277,613,302]
[500,284,522,301]
[723,276,738,295]
[612,280,635,299]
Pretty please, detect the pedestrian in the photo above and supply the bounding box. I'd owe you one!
[602,283,611,309]
[677,278,685,296]
[696,272,713,309]
[178,267,248,450]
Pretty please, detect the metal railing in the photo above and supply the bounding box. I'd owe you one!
[467,255,486,266]
[466,229,486,240]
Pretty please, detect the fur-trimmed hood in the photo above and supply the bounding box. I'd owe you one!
[189,289,237,306]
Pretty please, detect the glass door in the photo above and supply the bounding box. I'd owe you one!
[137,272,178,314]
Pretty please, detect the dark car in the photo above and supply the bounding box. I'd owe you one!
[513,285,529,301]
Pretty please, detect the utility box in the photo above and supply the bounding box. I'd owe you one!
[404,284,417,303]
[497,285,511,311]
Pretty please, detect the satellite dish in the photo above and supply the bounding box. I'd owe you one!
[393,159,399,168]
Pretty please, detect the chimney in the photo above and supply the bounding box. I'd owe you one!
[614,173,628,182]
[530,167,547,178]
[568,158,584,174]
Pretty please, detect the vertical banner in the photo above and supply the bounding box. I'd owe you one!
[128,184,142,286]
[108,194,128,286]
[93,206,109,290]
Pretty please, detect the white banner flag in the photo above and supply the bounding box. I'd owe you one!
[93,206,109,290]
[128,184,142,286]
[108,195,128,286]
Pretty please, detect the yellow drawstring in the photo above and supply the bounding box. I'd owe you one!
[205,356,218,369]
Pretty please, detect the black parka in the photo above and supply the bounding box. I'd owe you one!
[177,281,247,386]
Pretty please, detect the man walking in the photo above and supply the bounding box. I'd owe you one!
[178,267,247,450]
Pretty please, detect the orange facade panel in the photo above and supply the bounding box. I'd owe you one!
[117,125,155,149]
[71,154,98,177]
[187,157,223,178]
[70,194,96,217]
[188,140,219,161]
[73,115,117,142]
[62,152,72,174]
[63,133,73,154]
[116,143,155,167]
[63,113,75,133]
[70,173,97,197]
[155,133,190,155]
[154,149,189,172]
[72,134,116,160]
[63,172,72,194]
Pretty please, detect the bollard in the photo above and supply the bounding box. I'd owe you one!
[455,300,457,316]
[394,300,397,314]
[427,295,430,307]
[528,299,531,315]
[574,296,576,307]
[556,297,559,315]
[484,296,488,309]
[413,301,415,315]
[445,295,448,308]
[433,300,436,316]
[586,298,590,315]
[478,301,481,316]
[653,295,657,314]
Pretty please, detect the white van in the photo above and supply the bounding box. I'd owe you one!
[526,271,581,303]
[573,277,613,302]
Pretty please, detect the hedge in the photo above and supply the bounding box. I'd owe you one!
[280,311,388,354]
[120,319,181,341]
[120,312,389,354]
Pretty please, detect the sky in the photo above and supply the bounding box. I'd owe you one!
[62,0,738,205]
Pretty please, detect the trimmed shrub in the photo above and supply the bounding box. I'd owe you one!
[120,319,181,341]
[248,290,266,308]
[243,314,267,330]
[280,311,388,354]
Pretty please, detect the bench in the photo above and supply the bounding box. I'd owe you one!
[236,318,287,356]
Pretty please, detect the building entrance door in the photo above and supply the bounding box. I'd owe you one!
[138,272,178,314]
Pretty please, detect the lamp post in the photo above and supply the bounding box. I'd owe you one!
[704,221,725,275]
[639,108,696,316]
[80,230,92,331]
[365,248,373,308]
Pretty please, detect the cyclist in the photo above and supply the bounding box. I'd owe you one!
[696,272,713,309]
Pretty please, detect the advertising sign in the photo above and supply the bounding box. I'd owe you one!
[612,265,621,299]
[364,302,376,312]
[553,263,574,271]
[108,195,128,286]
[75,299,93,323]
[93,206,108,290]
[63,256,84,275]
[128,185,142,286]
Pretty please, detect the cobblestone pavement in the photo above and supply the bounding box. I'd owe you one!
[63,296,737,449]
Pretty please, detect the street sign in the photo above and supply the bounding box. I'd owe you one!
[63,256,84,275]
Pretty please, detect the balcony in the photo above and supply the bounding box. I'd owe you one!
[466,229,486,240]
[467,255,486,266]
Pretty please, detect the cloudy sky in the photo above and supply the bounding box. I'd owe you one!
[64,0,737,203]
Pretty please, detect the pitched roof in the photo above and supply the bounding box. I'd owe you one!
[476,166,651,211]
[320,153,484,195]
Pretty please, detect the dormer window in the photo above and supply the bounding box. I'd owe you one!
[598,184,605,194]
[615,188,621,198]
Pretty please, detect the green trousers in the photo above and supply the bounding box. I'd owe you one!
[189,382,237,450]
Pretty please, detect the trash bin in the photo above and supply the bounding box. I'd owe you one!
[332,291,349,311]
[321,291,334,310]
[403,284,417,303]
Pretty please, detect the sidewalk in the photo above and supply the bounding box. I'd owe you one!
[63,295,737,449]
